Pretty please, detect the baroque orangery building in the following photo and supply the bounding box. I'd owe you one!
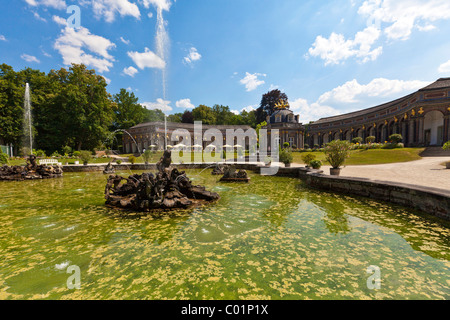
[306,78,450,148]
[125,78,450,153]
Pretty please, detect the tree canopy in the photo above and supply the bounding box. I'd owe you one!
[256,89,289,124]
[0,63,259,155]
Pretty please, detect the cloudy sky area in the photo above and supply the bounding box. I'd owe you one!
[1,0,450,122]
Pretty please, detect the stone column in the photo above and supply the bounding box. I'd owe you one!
[418,117,425,145]
[408,120,415,146]
[444,115,449,143]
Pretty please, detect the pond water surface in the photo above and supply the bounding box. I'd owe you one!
[0,170,449,299]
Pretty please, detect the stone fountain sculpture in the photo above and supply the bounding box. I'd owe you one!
[219,166,250,182]
[105,150,220,212]
[0,155,63,181]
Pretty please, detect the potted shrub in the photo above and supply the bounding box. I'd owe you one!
[443,141,450,169]
[0,149,9,165]
[352,137,363,145]
[366,136,376,144]
[79,150,91,165]
[128,155,137,165]
[301,153,316,168]
[142,150,152,165]
[279,148,293,168]
[324,140,352,176]
[310,160,322,170]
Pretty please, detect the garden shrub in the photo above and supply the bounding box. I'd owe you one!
[310,160,322,169]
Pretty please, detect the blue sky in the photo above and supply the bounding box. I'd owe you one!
[1,0,450,123]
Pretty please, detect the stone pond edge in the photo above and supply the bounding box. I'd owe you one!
[62,163,450,221]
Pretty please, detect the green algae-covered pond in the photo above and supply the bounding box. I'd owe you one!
[0,170,449,300]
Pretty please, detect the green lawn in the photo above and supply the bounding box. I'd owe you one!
[5,148,425,167]
[292,148,425,166]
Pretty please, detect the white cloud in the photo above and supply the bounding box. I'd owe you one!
[141,98,172,112]
[358,0,450,41]
[33,11,47,22]
[120,36,130,45]
[183,47,202,65]
[25,0,67,9]
[308,26,382,65]
[54,27,116,73]
[128,47,165,70]
[123,66,138,77]
[290,77,429,123]
[141,0,173,11]
[175,98,195,110]
[417,24,437,32]
[438,60,450,73]
[102,76,111,84]
[52,15,67,26]
[268,84,279,91]
[0,35,6,41]
[240,72,266,92]
[317,78,429,105]
[290,98,341,124]
[148,12,154,18]
[242,105,256,113]
[91,0,141,22]
[21,54,40,63]
[309,0,450,65]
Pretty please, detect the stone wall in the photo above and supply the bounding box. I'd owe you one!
[302,172,450,221]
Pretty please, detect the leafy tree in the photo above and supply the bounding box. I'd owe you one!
[142,108,166,122]
[181,110,194,123]
[111,88,145,131]
[167,113,182,123]
[256,89,289,124]
[192,105,217,124]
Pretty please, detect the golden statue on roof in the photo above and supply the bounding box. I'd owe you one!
[274,99,289,110]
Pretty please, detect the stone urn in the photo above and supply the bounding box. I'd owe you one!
[330,168,341,176]
[285,163,291,168]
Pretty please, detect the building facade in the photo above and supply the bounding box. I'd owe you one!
[306,78,450,148]
[263,107,305,149]
[123,122,254,153]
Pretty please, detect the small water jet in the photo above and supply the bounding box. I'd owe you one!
[0,84,63,181]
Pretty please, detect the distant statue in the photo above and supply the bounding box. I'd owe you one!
[211,164,226,175]
[103,161,115,174]
[156,149,172,173]
[220,166,250,182]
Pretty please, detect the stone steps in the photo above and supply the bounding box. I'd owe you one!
[420,146,450,157]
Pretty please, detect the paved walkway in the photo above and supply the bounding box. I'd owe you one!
[307,157,450,190]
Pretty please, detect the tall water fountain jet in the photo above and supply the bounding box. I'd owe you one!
[155,5,169,100]
[23,83,33,156]
[151,1,171,149]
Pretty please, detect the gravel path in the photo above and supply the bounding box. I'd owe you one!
[316,157,450,190]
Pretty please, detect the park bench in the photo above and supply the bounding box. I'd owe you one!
[39,159,62,166]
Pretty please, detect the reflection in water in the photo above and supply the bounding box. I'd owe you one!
[0,171,448,300]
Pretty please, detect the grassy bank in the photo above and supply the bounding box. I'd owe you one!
[292,148,425,166]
